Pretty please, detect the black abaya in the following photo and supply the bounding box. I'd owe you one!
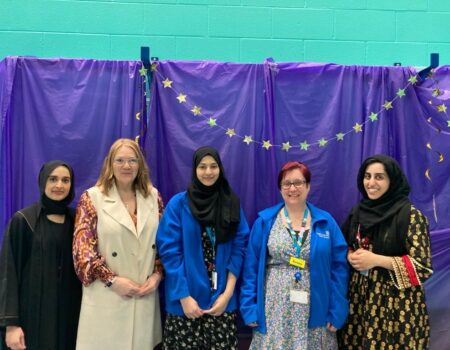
[0,203,81,350]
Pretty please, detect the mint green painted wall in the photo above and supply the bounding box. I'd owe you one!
[1,0,450,66]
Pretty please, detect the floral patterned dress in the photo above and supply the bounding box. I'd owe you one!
[250,214,338,350]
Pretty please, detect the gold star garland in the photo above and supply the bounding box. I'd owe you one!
[152,61,449,152]
[423,69,448,185]
[423,68,450,130]
[420,68,450,224]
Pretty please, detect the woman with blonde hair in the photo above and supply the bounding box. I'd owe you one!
[73,138,163,350]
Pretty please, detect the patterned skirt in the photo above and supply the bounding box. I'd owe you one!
[162,312,237,349]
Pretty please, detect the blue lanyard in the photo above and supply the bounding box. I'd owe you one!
[283,206,309,258]
[205,226,216,268]
[205,226,216,247]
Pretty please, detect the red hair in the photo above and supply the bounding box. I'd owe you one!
[277,161,311,190]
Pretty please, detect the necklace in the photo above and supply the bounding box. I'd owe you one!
[122,197,136,214]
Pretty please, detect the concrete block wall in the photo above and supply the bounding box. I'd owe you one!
[1,0,450,66]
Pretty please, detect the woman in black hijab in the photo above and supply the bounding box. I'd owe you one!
[0,160,81,350]
[157,146,249,350]
[338,155,433,350]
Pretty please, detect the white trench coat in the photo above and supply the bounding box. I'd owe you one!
[76,184,162,350]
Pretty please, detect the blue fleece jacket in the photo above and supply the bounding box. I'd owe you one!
[240,202,349,334]
[156,191,249,315]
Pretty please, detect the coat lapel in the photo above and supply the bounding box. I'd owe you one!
[102,184,137,236]
[136,189,155,238]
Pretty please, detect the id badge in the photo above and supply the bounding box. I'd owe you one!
[290,290,309,304]
[289,257,306,269]
[212,271,218,290]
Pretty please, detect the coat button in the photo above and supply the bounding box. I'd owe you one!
[152,244,156,249]
[112,252,117,257]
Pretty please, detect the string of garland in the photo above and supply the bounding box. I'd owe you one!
[139,62,449,153]
[421,68,449,224]
[139,62,448,224]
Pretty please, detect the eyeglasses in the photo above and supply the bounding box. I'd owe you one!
[281,180,307,189]
[114,158,139,166]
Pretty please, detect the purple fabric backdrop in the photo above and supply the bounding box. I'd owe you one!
[146,60,450,349]
[1,57,449,348]
[0,57,144,234]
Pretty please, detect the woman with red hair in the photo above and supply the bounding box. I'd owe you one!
[240,161,349,349]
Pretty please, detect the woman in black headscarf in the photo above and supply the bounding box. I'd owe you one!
[0,160,81,350]
[338,155,433,350]
[156,146,249,349]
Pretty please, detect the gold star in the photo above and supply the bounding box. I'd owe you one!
[369,112,378,122]
[336,132,345,141]
[162,78,173,88]
[408,75,418,84]
[383,100,393,110]
[135,112,141,121]
[191,106,201,116]
[318,138,328,147]
[447,120,450,127]
[432,88,441,97]
[262,140,272,150]
[226,128,236,137]
[353,123,363,133]
[243,135,253,145]
[437,104,447,113]
[396,88,406,98]
[282,142,292,152]
[176,93,187,103]
[150,63,158,72]
[300,140,310,151]
[139,66,147,76]
[208,118,217,127]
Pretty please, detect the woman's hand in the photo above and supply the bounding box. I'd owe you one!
[5,326,26,350]
[346,248,355,262]
[203,293,231,317]
[203,271,236,316]
[247,322,258,328]
[348,248,376,271]
[180,296,204,319]
[110,276,141,298]
[348,249,393,271]
[136,273,162,297]
[326,322,337,332]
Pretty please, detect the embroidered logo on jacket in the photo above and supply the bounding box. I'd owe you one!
[316,230,330,239]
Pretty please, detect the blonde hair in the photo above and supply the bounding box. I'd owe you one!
[96,138,153,197]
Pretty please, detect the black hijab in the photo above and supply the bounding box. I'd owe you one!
[342,155,411,256]
[187,147,240,244]
[39,160,75,215]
